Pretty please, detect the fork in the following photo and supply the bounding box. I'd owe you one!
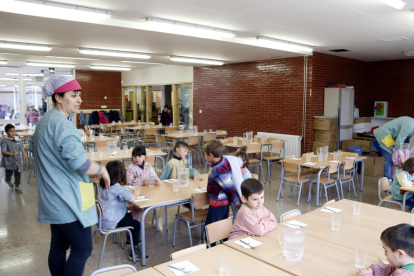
[168,265,192,274]
[240,240,255,249]
[283,222,304,228]
[323,206,336,213]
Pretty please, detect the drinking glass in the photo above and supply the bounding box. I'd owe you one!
[218,259,230,276]
[331,215,341,231]
[169,123,173,127]
[209,129,213,133]
[337,150,342,157]
[204,130,207,133]
[233,136,238,145]
[355,249,367,268]
[98,150,103,158]
[173,181,179,192]
[149,180,155,188]
[353,201,362,215]
[194,171,200,182]
[99,133,103,139]
[306,154,312,162]
[254,135,258,143]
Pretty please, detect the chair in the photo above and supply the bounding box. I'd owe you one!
[83,142,96,152]
[216,130,228,139]
[92,201,136,269]
[90,264,137,276]
[143,128,157,147]
[154,134,174,160]
[205,217,233,248]
[172,193,209,247]
[324,199,336,206]
[279,209,302,223]
[309,163,341,204]
[170,244,207,260]
[333,159,357,198]
[247,143,265,182]
[277,160,312,206]
[262,141,284,183]
[378,177,403,210]
[187,135,202,166]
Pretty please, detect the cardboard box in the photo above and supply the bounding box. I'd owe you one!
[354,118,371,124]
[314,116,338,130]
[312,141,338,153]
[364,156,384,176]
[314,130,338,143]
[341,139,372,152]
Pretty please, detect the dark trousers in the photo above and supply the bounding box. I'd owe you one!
[49,220,93,276]
[5,169,20,187]
[116,213,140,247]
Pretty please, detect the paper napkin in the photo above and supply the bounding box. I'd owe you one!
[321,206,342,213]
[282,220,308,228]
[304,162,317,165]
[134,196,149,202]
[167,260,200,276]
[234,237,262,249]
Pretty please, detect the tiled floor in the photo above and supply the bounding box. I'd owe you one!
[0,163,392,276]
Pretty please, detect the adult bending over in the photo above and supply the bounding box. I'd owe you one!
[29,76,110,276]
[374,116,414,181]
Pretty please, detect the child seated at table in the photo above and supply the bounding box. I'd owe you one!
[391,158,414,209]
[357,224,414,276]
[235,151,258,180]
[391,138,414,179]
[126,145,160,186]
[159,140,197,180]
[97,160,148,261]
[229,179,277,240]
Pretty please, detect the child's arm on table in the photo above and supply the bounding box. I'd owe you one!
[147,164,160,185]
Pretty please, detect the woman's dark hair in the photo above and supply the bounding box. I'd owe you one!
[99,160,126,188]
[402,158,414,174]
[5,124,15,132]
[381,224,414,257]
[51,90,81,104]
[132,145,146,157]
[241,179,263,199]
[235,151,249,168]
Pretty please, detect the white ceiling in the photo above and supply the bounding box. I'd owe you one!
[0,0,414,71]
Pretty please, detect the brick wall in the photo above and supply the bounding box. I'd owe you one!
[76,70,122,110]
[193,57,308,150]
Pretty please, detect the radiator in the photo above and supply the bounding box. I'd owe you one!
[257,132,302,157]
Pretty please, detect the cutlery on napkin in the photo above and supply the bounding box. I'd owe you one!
[234,237,262,249]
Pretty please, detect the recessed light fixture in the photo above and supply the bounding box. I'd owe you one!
[0,60,8,65]
[379,0,406,9]
[380,37,408,42]
[13,0,112,20]
[46,56,99,60]
[404,51,414,56]
[80,48,151,59]
[26,62,75,68]
[23,78,32,81]
[89,66,131,71]
[6,73,44,76]
[170,56,224,65]
[146,17,236,39]
[121,61,164,65]
[0,40,52,51]
[257,36,313,54]
[0,78,17,81]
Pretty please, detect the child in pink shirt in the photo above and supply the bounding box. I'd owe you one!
[391,138,414,179]
[229,179,277,240]
[357,224,414,276]
[126,145,160,220]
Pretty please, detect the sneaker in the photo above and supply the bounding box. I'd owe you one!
[125,238,131,246]
[6,181,14,188]
[129,248,148,261]
[15,187,22,193]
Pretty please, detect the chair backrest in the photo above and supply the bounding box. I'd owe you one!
[284,155,295,159]
[145,155,156,166]
[170,244,206,261]
[203,133,216,142]
[282,161,299,173]
[120,127,126,135]
[270,141,284,151]
[279,209,302,222]
[206,217,233,245]
[145,128,157,135]
[246,143,261,154]
[123,158,133,169]
[157,128,166,135]
[378,177,389,200]
[191,193,210,208]
[90,264,137,276]
[154,134,165,143]
[341,152,358,157]
[188,135,202,146]
[328,163,339,174]
[343,159,355,170]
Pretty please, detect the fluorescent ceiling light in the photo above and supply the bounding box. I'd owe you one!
[0,60,8,65]
[14,0,111,20]
[380,0,406,9]
[170,56,224,65]
[404,51,414,56]
[26,62,75,68]
[23,78,32,81]
[80,48,151,59]
[121,61,164,65]
[147,17,236,39]
[46,56,99,60]
[0,78,17,80]
[6,73,44,76]
[90,66,131,71]
[0,40,51,51]
[256,36,313,54]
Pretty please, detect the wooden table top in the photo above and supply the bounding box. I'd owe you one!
[86,148,166,163]
[221,137,286,147]
[127,126,178,131]
[280,199,411,259]
[164,131,226,139]
[17,131,34,137]
[153,244,291,276]
[281,154,367,169]
[400,185,414,192]
[82,136,117,144]
[126,267,163,276]
[131,174,208,209]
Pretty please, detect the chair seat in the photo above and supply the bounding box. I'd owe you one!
[102,226,133,232]
[304,168,320,174]
[262,153,282,161]
[123,138,137,142]
[248,158,261,163]
[382,195,402,204]
[336,175,353,180]
[175,209,209,221]
[284,176,311,182]
[316,177,337,184]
